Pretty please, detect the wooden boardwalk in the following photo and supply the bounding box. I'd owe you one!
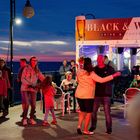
[0,102,138,140]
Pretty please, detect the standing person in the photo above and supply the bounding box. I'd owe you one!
[17,58,27,118]
[104,55,117,104]
[104,55,117,71]
[39,75,57,126]
[75,57,120,135]
[0,58,11,117]
[0,70,8,117]
[21,56,45,126]
[89,55,115,134]
[59,59,70,82]
[17,58,27,87]
[70,60,76,79]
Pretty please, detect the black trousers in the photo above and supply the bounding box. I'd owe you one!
[3,98,9,113]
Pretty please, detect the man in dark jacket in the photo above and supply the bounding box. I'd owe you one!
[89,55,115,134]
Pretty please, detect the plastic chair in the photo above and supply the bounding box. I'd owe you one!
[54,87,71,116]
[123,87,140,118]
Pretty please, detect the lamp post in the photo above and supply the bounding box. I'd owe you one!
[10,0,35,73]
[9,0,34,105]
[10,0,15,74]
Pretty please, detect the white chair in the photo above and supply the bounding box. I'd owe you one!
[123,87,140,118]
[54,87,71,116]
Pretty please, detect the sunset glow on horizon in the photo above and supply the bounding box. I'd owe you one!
[0,0,140,61]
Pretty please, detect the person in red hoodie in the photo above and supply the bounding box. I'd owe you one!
[0,58,11,117]
[0,70,8,117]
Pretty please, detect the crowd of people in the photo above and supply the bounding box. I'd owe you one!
[0,55,122,136]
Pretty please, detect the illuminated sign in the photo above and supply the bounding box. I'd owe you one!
[76,17,140,40]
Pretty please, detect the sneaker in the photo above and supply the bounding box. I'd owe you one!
[89,127,95,132]
[105,131,112,134]
[83,131,94,135]
[22,119,28,126]
[2,111,8,117]
[29,119,37,125]
[77,128,82,135]
[106,128,112,134]
[51,120,57,125]
[42,121,49,126]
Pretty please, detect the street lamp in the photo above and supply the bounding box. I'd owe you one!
[23,0,35,18]
[10,0,34,73]
[9,0,34,104]
[15,18,22,25]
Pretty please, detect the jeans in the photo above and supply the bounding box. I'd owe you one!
[21,91,36,119]
[91,97,112,131]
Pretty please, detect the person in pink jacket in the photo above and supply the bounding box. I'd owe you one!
[75,57,121,135]
[21,56,45,126]
[0,70,7,117]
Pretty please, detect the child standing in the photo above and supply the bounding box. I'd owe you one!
[40,75,57,126]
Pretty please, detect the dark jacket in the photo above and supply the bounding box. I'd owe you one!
[94,65,115,97]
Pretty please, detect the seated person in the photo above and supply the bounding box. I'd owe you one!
[60,71,77,113]
[130,75,140,88]
[60,71,77,92]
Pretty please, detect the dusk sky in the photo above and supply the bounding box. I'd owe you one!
[0,0,140,62]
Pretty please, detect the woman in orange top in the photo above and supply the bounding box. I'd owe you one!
[75,57,121,135]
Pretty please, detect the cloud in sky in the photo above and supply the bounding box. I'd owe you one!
[0,0,140,61]
[0,38,75,61]
[0,40,68,47]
